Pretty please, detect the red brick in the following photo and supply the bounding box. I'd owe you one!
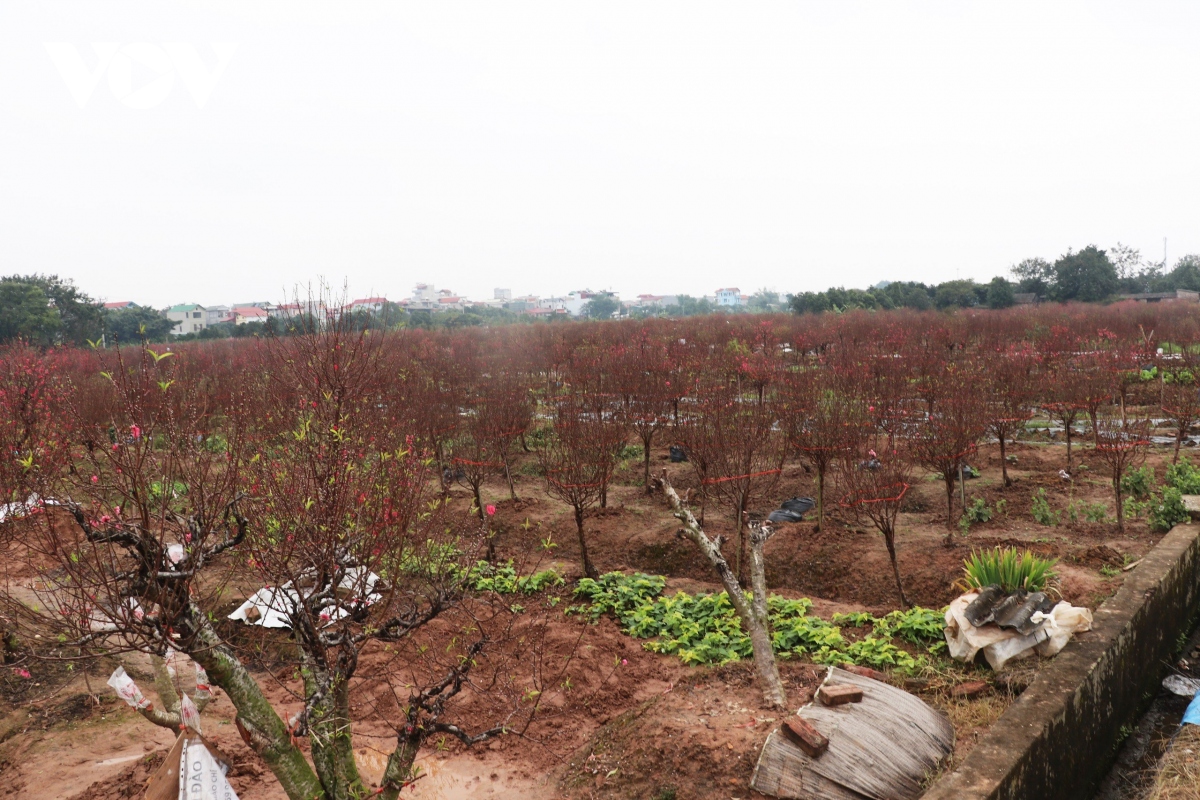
[817,683,863,706]
[842,664,886,682]
[781,716,829,758]
[951,680,990,699]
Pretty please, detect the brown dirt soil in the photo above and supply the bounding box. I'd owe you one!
[1,433,1183,799]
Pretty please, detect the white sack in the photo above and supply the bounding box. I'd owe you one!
[944,593,1093,671]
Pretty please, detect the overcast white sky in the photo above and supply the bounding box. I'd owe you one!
[2,1,1198,308]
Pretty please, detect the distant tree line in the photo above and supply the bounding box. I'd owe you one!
[788,244,1200,315]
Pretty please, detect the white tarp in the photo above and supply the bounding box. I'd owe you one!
[944,592,1093,671]
[227,567,382,628]
[0,494,62,524]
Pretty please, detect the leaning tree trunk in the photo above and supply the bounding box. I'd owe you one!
[660,471,786,709]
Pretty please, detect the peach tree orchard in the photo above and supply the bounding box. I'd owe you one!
[2,319,545,800]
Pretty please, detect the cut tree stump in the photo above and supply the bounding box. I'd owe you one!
[781,716,829,758]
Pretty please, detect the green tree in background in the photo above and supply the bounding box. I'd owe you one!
[933,280,978,309]
[1011,257,1054,297]
[0,274,102,345]
[986,276,1015,308]
[1052,246,1118,302]
[582,293,621,319]
[104,305,175,343]
[0,282,60,345]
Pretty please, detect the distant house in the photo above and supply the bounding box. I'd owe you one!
[206,305,233,325]
[1118,290,1200,304]
[347,297,388,315]
[103,301,138,310]
[167,304,207,335]
[231,305,270,325]
[1012,293,1039,306]
[715,288,746,307]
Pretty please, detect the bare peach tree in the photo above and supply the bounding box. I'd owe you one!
[1094,415,1151,532]
[780,376,866,530]
[538,396,626,579]
[838,449,914,607]
[679,390,786,583]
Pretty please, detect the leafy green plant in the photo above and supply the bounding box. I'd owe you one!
[1120,465,1154,499]
[1067,501,1109,524]
[1031,488,1059,526]
[1166,458,1200,494]
[961,547,1057,593]
[871,607,946,644]
[964,498,992,523]
[1123,496,1150,520]
[1099,565,1120,578]
[994,498,1008,518]
[570,573,939,672]
[1151,487,1190,532]
[617,443,643,461]
[466,561,564,594]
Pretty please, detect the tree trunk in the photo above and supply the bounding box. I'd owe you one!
[1065,425,1073,472]
[379,730,423,800]
[643,442,653,494]
[943,475,956,546]
[999,435,1009,487]
[660,473,786,709]
[503,457,517,500]
[816,470,825,531]
[1114,478,1124,533]
[575,507,597,579]
[184,609,324,800]
[308,675,367,800]
[883,531,910,607]
[735,496,747,585]
[1175,430,1183,464]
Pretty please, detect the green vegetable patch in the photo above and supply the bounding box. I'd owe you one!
[569,572,946,672]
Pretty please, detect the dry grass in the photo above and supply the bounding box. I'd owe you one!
[1146,725,1200,800]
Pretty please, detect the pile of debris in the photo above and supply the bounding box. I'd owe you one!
[944,585,1093,670]
[767,496,815,524]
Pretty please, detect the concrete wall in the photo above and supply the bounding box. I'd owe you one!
[924,524,1200,800]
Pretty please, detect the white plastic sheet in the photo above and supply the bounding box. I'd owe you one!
[944,592,1093,670]
[180,736,239,800]
[0,494,61,524]
[228,567,382,628]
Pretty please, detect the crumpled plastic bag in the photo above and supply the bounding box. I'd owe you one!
[180,693,202,734]
[106,665,152,710]
[944,592,1093,670]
